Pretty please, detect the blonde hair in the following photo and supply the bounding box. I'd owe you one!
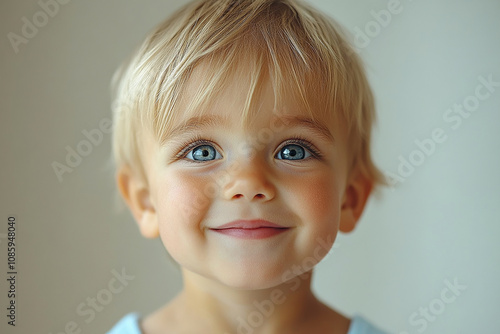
[110,0,388,209]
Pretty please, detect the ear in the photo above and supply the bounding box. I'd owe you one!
[339,169,373,233]
[116,165,159,239]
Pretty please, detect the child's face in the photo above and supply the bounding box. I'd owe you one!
[127,64,369,290]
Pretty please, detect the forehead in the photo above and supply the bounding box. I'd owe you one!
[159,60,342,144]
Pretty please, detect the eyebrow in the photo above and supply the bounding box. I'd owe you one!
[160,115,232,145]
[160,114,335,144]
[278,115,335,143]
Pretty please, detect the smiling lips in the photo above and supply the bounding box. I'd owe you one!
[210,219,290,239]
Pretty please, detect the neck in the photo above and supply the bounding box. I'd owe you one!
[176,268,320,334]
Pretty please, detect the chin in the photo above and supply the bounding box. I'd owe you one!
[222,277,286,291]
[214,262,295,291]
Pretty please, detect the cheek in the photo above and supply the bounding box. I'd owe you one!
[293,171,342,226]
[154,171,212,255]
[156,171,211,221]
[283,169,342,265]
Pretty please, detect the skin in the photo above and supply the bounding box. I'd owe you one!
[117,63,373,334]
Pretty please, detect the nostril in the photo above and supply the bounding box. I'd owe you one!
[233,193,265,199]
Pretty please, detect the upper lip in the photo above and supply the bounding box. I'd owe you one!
[211,219,288,230]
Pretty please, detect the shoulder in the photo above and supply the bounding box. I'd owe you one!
[347,315,389,334]
[107,312,143,334]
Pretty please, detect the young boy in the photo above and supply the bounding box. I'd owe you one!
[108,0,389,333]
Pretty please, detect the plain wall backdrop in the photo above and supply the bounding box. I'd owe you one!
[1,0,499,333]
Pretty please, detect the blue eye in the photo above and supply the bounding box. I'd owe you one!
[175,136,321,163]
[276,143,312,160]
[185,144,222,162]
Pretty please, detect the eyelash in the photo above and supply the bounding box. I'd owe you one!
[174,134,323,162]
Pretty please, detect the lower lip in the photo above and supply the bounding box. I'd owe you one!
[210,227,289,239]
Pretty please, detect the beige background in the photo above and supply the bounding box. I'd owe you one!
[1,0,499,333]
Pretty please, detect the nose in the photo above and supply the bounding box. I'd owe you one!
[222,159,276,202]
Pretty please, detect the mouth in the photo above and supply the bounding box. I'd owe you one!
[209,219,290,239]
